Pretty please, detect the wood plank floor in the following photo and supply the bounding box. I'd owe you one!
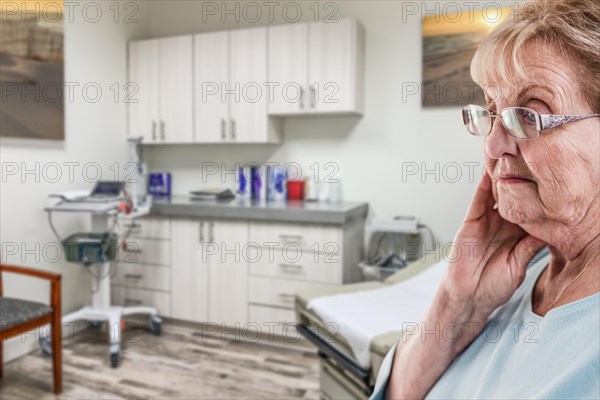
[0,321,320,399]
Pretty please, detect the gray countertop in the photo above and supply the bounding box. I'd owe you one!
[150,196,368,225]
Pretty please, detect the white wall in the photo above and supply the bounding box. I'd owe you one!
[142,1,487,244]
[0,2,149,360]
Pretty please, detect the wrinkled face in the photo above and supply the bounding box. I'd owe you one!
[480,41,599,230]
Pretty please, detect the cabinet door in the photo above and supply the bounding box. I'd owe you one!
[267,24,309,116]
[309,19,363,114]
[194,31,229,143]
[229,27,268,143]
[159,35,194,143]
[128,39,159,143]
[171,218,208,322]
[207,220,249,326]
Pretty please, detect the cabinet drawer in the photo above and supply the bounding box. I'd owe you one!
[249,276,336,309]
[111,286,171,317]
[248,305,298,337]
[112,263,170,291]
[118,217,170,240]
[249,246,342,284]
[249,221,342,253]
[120,238,170,266]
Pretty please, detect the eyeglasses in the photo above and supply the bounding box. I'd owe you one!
[461,104,600,140]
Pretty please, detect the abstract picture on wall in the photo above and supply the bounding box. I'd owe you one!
[422,7,510,107]
[1,1,64,139]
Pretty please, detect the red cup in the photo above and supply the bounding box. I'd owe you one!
[286,179,305,201]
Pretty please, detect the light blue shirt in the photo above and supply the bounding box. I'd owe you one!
[371,249,600,399]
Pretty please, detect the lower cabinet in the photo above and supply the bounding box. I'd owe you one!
[170,218,249,326]
[115,216,364,336]
[111,216,172,317]
[170,218,208,322]
[207,220,249,326]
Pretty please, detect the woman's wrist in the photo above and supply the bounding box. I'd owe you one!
[428,288,489,354]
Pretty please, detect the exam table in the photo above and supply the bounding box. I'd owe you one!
[295,254,440,399]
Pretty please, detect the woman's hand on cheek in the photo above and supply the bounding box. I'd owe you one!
[441,172,546,320]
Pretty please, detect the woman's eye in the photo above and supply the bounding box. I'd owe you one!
[525,111,537,124]
[516,109,538,126]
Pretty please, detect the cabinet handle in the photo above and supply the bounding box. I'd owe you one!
[299,86,305,109]
[199,222,205,242]
[221,118,226,141]
[310,87,316,109]
[230,118,236,141]
[209,222,215,242]
[278,263,303,271]
[279,234,303,241]
[124,223,141,230]
[125,246,143,254]
[277,293,295,301]
[124,274,143,279]
[124,298,143,306]
[152,120,157,141]
[160,120,165,140]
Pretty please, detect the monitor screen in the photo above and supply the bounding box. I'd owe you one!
[91,181,124,197]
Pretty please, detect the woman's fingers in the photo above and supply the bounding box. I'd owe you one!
[463,172,497,223]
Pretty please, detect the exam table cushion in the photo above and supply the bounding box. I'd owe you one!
[295,282,385,309]
[295,254,444,371]
[0,297,53,329]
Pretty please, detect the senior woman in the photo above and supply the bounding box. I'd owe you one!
[372,0,600,399]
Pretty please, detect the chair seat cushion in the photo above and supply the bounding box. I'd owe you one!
[0,297,53,329]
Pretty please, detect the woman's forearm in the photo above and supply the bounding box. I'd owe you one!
[386,290,487,399]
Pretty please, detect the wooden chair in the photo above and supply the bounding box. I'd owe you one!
[0,264,62,394]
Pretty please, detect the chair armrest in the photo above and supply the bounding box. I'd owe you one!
[0,264,61,282]
[0,264,62,312]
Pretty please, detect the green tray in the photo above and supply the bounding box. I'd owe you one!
[62,232,118,264]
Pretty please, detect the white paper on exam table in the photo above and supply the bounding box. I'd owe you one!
[307,260,448,368]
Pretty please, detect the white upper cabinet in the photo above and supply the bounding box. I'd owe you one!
[128,39,159,143]
[194,27,280,144]
[268,18,365,116]
[194,31,229,143]
[129,19,365,144]
[309,19,365,114]
[159,36,194,144]
[229,27,275,143]
[128,36,194,144]
[267,23,309,115]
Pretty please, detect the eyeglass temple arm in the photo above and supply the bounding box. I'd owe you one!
[540,114,600,131]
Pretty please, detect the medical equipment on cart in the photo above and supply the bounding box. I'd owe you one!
[44,183,161,368]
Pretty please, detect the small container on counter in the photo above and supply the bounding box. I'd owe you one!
[286,179,305,201]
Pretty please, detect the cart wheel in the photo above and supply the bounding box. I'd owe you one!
[110,352,119,368]
[149,315,162,336]
[40,336,52,356]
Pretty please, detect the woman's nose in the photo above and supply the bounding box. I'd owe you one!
[485,117,519,159]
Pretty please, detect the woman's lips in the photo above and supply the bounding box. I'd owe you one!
[497,174,535,184]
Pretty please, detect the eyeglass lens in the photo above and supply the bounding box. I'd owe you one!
[463,105,539,139]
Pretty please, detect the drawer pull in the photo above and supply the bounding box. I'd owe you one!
[278,263,303,271]
[277,293,295,301]
[124,298,143,306]
[124,223,142,229]
[124,274,143,279]
[279,234,303,241]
